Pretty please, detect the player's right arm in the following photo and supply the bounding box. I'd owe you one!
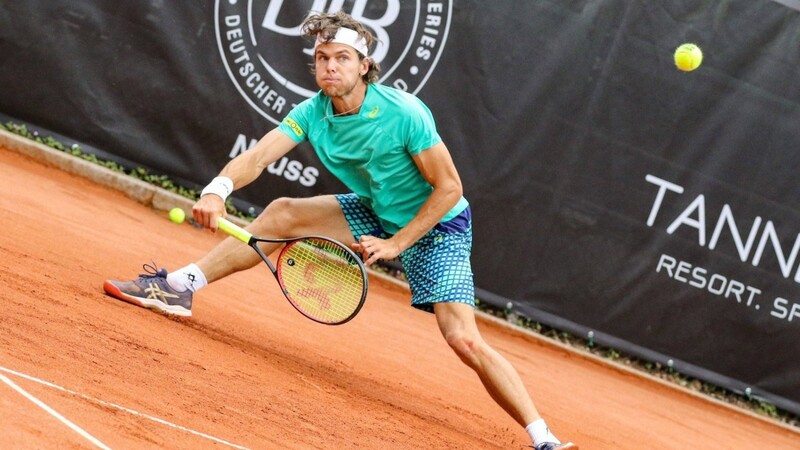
[218,128,298,188]
[193,128,298,229]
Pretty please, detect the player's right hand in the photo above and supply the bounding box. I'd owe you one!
[192,194,227,231]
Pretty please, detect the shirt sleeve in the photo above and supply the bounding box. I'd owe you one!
[277,98,313,143]
[404,96,442,156]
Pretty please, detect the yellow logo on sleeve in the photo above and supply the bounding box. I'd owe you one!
[283,117,304,137]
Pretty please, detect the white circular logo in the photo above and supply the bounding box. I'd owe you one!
[215,0,452,125]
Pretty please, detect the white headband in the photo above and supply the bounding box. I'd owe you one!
[314,27,369,57]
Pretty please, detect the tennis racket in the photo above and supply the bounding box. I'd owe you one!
[217,217,368,325]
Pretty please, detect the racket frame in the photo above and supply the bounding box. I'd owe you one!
[217,217,368,325]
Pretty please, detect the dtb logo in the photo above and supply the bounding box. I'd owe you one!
[215,0,452,125]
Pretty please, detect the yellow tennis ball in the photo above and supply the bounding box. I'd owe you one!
[674,43,703,72]
[169,207,185,224]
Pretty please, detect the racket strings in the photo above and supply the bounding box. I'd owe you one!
[278,238,365,323]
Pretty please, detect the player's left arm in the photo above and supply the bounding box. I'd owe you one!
[355,141,463,265]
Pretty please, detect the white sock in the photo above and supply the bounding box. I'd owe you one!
[526,419,560,446]
[166,263,208,293]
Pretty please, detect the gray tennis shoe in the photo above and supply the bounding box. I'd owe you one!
[104,264,192,317]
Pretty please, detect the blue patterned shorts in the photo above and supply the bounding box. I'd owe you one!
[335,193,475,312]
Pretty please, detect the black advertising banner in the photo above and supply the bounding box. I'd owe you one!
[1,1,798,414]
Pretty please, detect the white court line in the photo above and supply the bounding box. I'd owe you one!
[0,366,250,450]
[0,372,112,450]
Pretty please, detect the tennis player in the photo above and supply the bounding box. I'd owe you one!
[104,11,576,450]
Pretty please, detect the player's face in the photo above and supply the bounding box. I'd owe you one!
[314,43,367,98]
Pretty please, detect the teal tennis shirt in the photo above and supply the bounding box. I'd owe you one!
[278,83,469,234]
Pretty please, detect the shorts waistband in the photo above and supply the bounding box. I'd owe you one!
[434,205,471,233]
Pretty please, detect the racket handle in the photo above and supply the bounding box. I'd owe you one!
[217,217,253,244]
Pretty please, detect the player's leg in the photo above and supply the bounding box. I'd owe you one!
[400,220,539,425]
[104,195,354,316]
[196,195,354,283]
[433,303,576,449]
[433,302,540,425]
[399,214,576,449]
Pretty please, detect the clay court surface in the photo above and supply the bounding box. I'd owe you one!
[0,144,797,449]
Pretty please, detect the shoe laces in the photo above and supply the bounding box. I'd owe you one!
[138,262,167,280]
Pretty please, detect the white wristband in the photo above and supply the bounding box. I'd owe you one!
[200,176,234,201]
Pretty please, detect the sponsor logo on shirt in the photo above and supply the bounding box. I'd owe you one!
[283,117,304,137]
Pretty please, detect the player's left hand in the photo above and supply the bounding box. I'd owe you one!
[352,235,401,266]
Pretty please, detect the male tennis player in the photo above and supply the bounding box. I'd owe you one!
[104,11,576,450]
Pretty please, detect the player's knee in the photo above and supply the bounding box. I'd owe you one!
[443,330,484,367]
[252,197,297,234]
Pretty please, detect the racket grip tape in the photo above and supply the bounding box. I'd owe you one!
[217,217,253,244]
